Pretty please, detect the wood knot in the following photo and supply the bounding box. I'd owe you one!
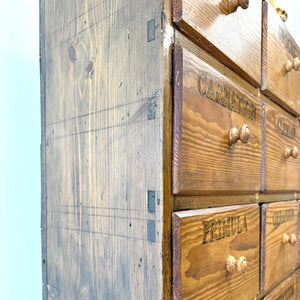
[85,59,95,78]
[68,44,77,61]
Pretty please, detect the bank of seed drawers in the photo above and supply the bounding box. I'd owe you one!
[172,0,300,299]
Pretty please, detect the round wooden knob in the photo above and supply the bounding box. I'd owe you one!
[284,146,298,159]
[292,146,298,159]
[286,60,293,72]
[286,58,300,72]
[237,256,247,273]
[290,233,297,246]
[282,233,297,246]
[228,125,250,146]
[283,233,290,244]
[293,57,300,71]
[239,124,250,144]
[284,147,292,159]
[226,255,237,273]
[226,0,249,13]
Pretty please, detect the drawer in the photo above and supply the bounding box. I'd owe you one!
[173,0,261,86]
[172,204,260,300]
[262,1,300,116]
[263,104,300,192]
[263,275,296,300]
[261,201,298,292]
[173,45,262,195]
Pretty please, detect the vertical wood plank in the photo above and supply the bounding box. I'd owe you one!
[42,0,172,298]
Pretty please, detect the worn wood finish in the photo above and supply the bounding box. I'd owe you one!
[264,104,300,192]
[261,201,298,292]
[295,268,300,299]
[173,45,262,196]
[263,275,296,300]
[162,0,175,297]
[173,0,262,86]
[173,204,260,300]
[174,193,298,210]
[298,201,300,264]
[262,1,300,116]
[42,0,171,298]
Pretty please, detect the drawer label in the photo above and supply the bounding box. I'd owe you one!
[278,26,297,57]
[202,215,247,244]
[272,209,295,226]
[197,71,257,122]
[275,284,294,300]
[273,115,296,140]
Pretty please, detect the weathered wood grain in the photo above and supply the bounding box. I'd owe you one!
[162,1,175,298]
[173,45,262,195]
[174,193,299,210]
[42,0,172,299]
[264,104,300,192]
[295,268,300,299]
[173,204,260,300]
[261,201,298,292]
[173,0,262,86]
[262,0,300,116]
[263,275,296,300]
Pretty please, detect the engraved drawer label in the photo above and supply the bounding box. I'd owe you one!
[273,116,296,140]
[202,215,248,244]
[272,209,295,227]
[278,26,296,57]
[197,71,257,121]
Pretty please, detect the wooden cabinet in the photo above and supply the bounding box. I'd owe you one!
[41,0,300,299]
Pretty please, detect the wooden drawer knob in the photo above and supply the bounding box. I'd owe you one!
[286,57,300,72]
[225,0,249,14]
[283,233,297,246]
[237,256,248,273]
[226,255,237,273]
[226,256,248,273]
[284,146,298,159]
[228,124,250,146]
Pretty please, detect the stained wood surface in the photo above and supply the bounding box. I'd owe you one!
[173,45,262,195]
[262,1,300,116]
[263,275,296,300]
[264,104,300,192]
[173,204,260,300]
[295,268,300,299]
[41,0,171,299]
[261,201,298,292]
[298,201,300,264]
[173,0,261,86]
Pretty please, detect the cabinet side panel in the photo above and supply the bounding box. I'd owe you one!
[42,0,164,298]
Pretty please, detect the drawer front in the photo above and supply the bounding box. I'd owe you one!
[261,201,298,292]
[264,105,300,192]
[172,204,260,300]
[262,1,300,116]
[263,275,296,300]
[173,45,262,195]
[173,0,261,86]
